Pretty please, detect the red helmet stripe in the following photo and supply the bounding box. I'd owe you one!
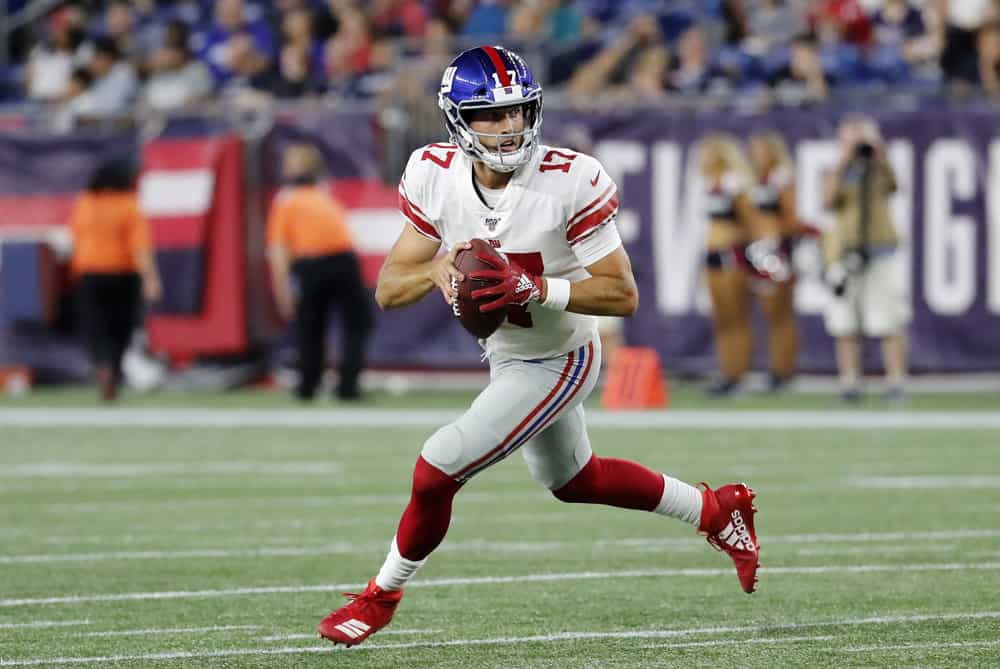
[481,46,511,87]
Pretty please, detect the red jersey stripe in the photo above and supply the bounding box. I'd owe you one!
[568,184,615,227]
[398,193,439,239]
[567,193,619,244]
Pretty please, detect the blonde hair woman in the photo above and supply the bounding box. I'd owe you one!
[748,131,801,390]
[700,134,786,395]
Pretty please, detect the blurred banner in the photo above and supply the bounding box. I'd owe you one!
[3,104,1000,377]
[544,105,1000,373]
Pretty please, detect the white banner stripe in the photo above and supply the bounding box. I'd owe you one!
[1,408,999,429]
[138,170,214,217]
[2,563,999,608]
[1,612,997,666]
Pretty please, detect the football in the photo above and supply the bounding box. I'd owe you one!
[451,238,508,339]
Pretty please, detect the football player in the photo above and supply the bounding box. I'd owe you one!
[317,46,760,647]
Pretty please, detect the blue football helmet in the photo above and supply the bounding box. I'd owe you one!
[438,45,543,173]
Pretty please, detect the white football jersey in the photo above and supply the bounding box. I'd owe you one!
[398,142,623,360]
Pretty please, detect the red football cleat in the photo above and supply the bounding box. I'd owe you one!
[317,578,403,647]
[698,482,760,593]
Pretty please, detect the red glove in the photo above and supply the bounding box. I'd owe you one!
[468,252,542,313]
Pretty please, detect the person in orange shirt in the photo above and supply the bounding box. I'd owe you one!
[267,143,372,401]
[69,158,162,401]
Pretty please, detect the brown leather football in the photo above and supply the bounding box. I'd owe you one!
[452,238,508,339]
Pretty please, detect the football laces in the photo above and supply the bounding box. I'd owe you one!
[450,276,461,317]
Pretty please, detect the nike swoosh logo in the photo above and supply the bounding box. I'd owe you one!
[590,172,600,186]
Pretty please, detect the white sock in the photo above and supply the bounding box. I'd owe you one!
[653,474,703,526]
[374,536,425,591]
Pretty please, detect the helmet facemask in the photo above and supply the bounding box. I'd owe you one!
[440,93,543,173]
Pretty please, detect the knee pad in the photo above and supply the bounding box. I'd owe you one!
[552,456,600,503]
[420,423,464,473]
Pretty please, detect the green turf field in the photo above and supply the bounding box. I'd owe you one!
[1,396,999,667]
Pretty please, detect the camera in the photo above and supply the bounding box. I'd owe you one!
[855,142,875,159]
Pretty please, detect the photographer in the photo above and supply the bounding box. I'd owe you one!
[823,117,910,402]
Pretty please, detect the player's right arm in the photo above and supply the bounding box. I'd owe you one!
[374,226,470,309]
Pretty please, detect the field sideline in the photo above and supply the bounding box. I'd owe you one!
[1,390,998,667]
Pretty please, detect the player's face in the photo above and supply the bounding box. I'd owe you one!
[466,105,526,153]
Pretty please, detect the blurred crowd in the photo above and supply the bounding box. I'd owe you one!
[5,0,1000,128]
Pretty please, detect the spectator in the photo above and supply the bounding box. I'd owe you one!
[102,1,137,61]
[319,8,373,94]
[629,45,670,100]
[25,13,84,102]
[86,37,138,116]
[568,13,663,102]
[668,26,713,94]
[69,158,162,402]
[370,0,428,38]
[768,34,830,105]
[822,117,909,403]
[51,67,97,132]
[461,0,510,38]
[142,23,213,111]
[548,0,585,44]
[267,143,372,401]
[218,32,279,98]
[198,0,276,85]
[934,0,997,87]
[872,0,941,70]
[873,0,926,49]
[272,9,323,98]
[746,0,808,55]
[721,0,750,45]
[809,0,872,47]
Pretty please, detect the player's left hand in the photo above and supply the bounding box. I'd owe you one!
[468,252,542,313]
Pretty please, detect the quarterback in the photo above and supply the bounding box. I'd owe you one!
[318,46,760,646]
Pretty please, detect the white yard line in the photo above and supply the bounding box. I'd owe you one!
[637,634,834,649]
[0,462,340,479]
[0,620,89,629]
[42,490,551,514]
[2,408,1000,429]
[4,528,999,565]
[260,629,439,641]
[74,625,260,638]
[838,639,1000,652]
[2,563,1000,608]
[847,475,1000,489]
[1,612,997,666]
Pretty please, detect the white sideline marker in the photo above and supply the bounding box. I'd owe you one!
[3,562,1000,608]
[1,612,997,666]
